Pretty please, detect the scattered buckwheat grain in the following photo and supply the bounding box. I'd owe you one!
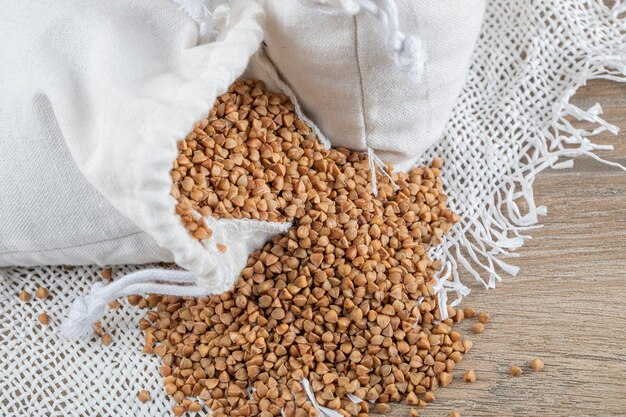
[531,358,544,372]
[101,333,113,346]
[172,405,185,416]
[137,390,151,403]
[35,286,49,300]
[509,365,523,376]
[188,402,202,412]
[463,369,476,383]
[127,295,142,306]
[471,323,484,333]
[18,290,31,302]
[93,321,104,337]
[477,312,490,324]
[38,312,50,325]
[101,267,113,281]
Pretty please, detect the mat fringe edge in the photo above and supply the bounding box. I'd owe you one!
[431,1,626,317]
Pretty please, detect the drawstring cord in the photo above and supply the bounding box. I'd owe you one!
[59,269,211,339]
[298,0,426,82]
[59,213,291,340]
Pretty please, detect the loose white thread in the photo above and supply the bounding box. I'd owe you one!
[59,269,211,339]
[367,147,399,197]
[301,378,344,417]
[298,0,426,82]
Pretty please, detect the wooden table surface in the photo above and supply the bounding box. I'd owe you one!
[389,79,626,417]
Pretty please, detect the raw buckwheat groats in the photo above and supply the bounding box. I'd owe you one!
[531,358,544,372]
[142,79,473,416]
[509,366,523,377]
[170,79,459,245]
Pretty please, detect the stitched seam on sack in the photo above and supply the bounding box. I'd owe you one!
[353,15,369,151]
[0,231,148,256]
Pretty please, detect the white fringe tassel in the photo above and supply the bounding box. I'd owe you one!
[59,269,211,339]
[430,44,626,314]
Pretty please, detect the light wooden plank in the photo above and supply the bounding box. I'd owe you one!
[386,171,626,417]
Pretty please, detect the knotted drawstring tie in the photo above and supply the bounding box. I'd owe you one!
[59,269,213,339]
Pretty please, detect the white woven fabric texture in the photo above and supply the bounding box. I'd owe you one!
[259,0,485,171]
[1,0,625,416]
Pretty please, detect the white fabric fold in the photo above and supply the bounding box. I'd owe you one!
[0,0,269,294]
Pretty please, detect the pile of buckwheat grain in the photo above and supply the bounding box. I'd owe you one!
[142,79,474,417]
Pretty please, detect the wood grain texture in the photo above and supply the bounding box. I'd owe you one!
[386,79,626,417]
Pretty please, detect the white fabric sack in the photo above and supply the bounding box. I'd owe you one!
[0,0,294,295]
[3,1,626,415]
[257,0,486,171]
